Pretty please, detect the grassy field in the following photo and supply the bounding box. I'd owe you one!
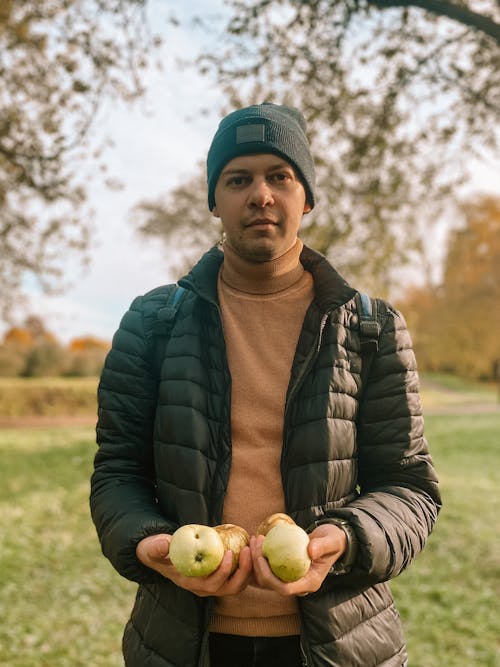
[0,427,135,667]
[0,388,499,665]
[0,372,497,419]
[391,413,500,666]
[0,377,99,418]
[419,373,498,412]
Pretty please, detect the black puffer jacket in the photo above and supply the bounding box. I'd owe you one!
[91,245,440,667]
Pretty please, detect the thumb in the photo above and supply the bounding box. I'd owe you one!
[151,534,171,559]
[308,534,338,561]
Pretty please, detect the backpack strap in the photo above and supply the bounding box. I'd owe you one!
[355,292,380,353]
[354,291,381,386]
[151,285,187,379]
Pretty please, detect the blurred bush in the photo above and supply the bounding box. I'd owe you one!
[0,320,109,377]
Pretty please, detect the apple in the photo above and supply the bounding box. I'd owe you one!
[262,522,311,582]
[214,524,250,574]
[168,524,225,577]
[257,512,296,536]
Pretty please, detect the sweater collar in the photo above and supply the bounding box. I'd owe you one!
[179,243,357,313]
[219,239,304,295]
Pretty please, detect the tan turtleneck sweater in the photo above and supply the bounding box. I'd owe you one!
[208,238,314,637]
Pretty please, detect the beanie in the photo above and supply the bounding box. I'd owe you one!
[206,103,316,211]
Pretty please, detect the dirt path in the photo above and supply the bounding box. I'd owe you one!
[424,403,500,416]
[1,403,498,429]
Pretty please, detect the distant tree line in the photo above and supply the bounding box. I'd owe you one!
[0,316,108,377]
[398,195,500,381]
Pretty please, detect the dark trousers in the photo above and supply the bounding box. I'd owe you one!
[208,632,303,667]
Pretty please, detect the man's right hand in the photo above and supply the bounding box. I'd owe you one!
[136,533,253,597]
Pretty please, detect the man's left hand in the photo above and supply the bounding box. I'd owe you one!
[250,523,347,596]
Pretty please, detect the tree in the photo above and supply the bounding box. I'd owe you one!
[0,0,162,318]
[69,336,109,352]
[132,166,223,276]
[2,314,55,346]
[0,318,109,376]
[400,194,500,379]
[66,336,109,376]
[0,313,59,375]
[136,0,499,293]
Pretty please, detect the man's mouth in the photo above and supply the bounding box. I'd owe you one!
[245,218,278,227]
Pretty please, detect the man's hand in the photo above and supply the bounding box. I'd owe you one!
[136,533,253,597]
[250,523,347,596]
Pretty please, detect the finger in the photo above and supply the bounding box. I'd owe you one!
[249,534,265,559]
[249,536,266,586]
[235,545,253,575]
[167,553,232,596]
[249,536,266,574]
[195,550,235,595]
[210,550,234,583]
[220,547,253,595]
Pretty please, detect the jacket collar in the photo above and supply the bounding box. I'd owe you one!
[178,245,224,304]
[299,245,357,313]
[179,243,357,314]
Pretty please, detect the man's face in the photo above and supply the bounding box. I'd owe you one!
[212,153,311,263]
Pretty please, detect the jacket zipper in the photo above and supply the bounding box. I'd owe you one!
[282,311,329,667]
[284,312,329,419]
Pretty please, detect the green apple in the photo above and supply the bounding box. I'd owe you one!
[169,524,225,577]
[262,522,311,582]
[214,523,250,574]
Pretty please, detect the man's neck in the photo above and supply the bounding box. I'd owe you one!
[220,239,304,295]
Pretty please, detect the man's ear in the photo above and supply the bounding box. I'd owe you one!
[303,202,312,214]
[212,205,220,218]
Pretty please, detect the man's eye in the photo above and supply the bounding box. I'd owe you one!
[273,172,292,183]
[227,176,248,186]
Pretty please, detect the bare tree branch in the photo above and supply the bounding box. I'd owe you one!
[368,0,500,43]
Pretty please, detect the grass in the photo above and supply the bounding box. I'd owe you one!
[0,427,135,667]
[1,411,499,665]
[391,413,500,666]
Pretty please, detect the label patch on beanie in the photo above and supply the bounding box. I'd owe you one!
[236,124,265,143]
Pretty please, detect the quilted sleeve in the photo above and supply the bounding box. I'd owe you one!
[331,302,441,585]
[90,295,176,584]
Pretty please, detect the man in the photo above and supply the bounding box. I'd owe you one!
[90,103,441,667]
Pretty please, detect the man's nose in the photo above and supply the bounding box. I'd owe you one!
[248,179,274,207]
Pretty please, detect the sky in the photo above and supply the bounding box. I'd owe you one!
[6,1,499,344]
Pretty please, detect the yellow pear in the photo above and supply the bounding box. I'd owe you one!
[214,523,250,574]
[257,512,296,537]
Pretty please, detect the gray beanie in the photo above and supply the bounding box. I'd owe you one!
[206,103,316,211]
